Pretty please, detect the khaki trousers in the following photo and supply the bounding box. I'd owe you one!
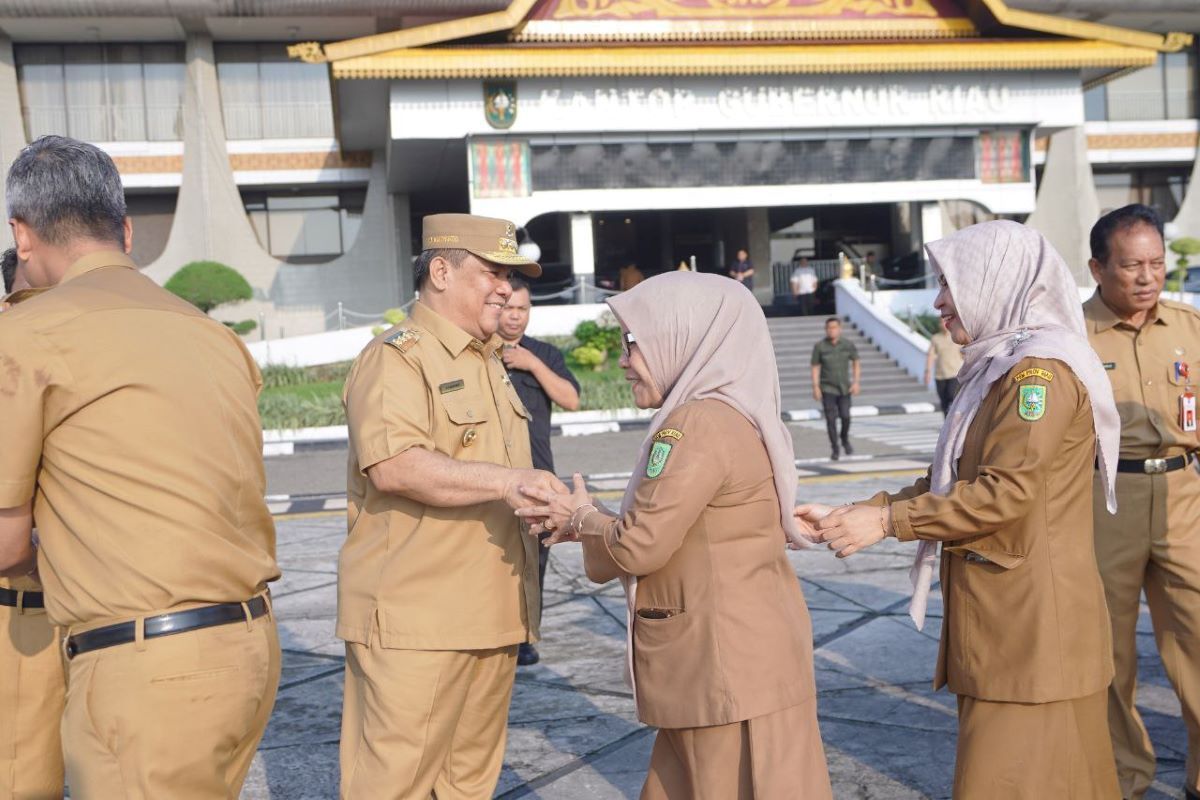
[61,609,280,800]
[954,690,1120,799]
[1093,465,1200,799]
[0,600,66,800]
[340,640,518,800]
[641,697,833,800]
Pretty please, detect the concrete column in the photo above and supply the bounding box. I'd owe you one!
[1171,141,1200,238]
[392,192,414,302]
[1025,126,1100,286]
[145,32,282,292]
[746,206,772,304]
[0,37,27,214]
[570,211,595,278]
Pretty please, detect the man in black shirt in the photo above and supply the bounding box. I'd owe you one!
[499,275,581,665]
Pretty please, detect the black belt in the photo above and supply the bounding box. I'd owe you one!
[0,587,44,608]
[66,595,269,659]
[1112,452,1197,475]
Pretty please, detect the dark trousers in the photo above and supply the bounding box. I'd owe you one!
[821,393,852,450]
[536,532,550,628]
[796,293,815,316]
[935,378,960,417]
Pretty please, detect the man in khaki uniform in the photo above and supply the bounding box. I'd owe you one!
[1084,204,1200,800]
[0,248,66,800]
[0,136,280,799]
[339,213,567,799]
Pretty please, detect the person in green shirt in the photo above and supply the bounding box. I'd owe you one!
[810,318,860,460]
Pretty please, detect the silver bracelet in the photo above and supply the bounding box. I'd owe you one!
[568,503,599,535]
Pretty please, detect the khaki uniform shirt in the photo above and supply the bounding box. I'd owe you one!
[340,302,540,650]
[1083,291,1200,458]
[580,399,815,729]
[0,252,278,628]
[0,287,45,598]
[864,358,1113,703]
[928,331,964,380]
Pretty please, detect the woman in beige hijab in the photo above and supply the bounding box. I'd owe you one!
[518,271,831,800]
[798,221,1122,798]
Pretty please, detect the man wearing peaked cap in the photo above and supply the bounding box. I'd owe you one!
[338,212,563,799]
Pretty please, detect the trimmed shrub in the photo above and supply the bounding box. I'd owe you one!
[165,261,252,313]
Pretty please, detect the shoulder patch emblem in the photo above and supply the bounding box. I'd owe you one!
[1013,367,1054,383]
[653,428,684,442]
[646,441,673,479]
[385,327,420,353]
[1018,385,1047,421]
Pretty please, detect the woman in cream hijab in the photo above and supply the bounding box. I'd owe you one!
[518,271,831,799]
[798,221,1122,798]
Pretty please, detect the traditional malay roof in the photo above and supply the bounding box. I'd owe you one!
[289,0,1190,82]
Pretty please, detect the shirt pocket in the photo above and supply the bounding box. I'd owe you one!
[1167,360,1194,387]
[503,381,531,420]
[439,391,492,427]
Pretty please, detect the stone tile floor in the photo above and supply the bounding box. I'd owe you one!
[243,474,1190,799]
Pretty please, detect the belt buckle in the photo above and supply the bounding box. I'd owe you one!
[1144,458,1168,474]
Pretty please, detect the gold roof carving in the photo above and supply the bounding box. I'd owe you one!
[330,38,1158,80]
[289,0,1190,73]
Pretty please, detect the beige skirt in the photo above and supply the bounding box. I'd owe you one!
[640,697,832,800]
[954,689,1121,799]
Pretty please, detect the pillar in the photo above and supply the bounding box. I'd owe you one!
[570,212,595,302]
[1025,126,1100,286]
[746,206,771,304]
[145,32,282,294]
[0,37,28,213]
[1172,139,1200,238]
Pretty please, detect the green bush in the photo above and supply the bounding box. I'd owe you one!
[573,319,621,355]
[382,308,407,326]
[165,261,252,313]
[226,319,257,336]
[570,345,605,369]
[258,392,345,430]
[260,364,310,389]
[1167,237,1200,292]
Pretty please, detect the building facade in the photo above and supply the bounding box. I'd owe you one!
[0,1,1194,333]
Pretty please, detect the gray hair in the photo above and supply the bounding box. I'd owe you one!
[413,247,470,291]
[6,135,127,247]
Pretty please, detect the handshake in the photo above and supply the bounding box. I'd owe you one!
[793,503,895,558]
[501,467,895,558]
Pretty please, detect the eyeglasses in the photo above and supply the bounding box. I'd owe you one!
[621,331,636,359]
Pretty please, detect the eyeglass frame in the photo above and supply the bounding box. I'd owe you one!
[621,331,637,359]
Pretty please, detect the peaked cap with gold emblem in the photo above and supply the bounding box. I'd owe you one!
[421,213,541,277]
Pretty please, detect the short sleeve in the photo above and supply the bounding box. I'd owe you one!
[0,325,51,507]
[848,342,860,360]
[810,344,821,366]
[344,342,434,473]
[543,345,580,391]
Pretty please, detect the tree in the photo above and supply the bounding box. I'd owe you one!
[165,261,252,314]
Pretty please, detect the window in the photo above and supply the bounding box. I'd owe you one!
[1092,45,1197,122]
[15,44,184,142]
[243,190,364,261]
[216,43,334,140]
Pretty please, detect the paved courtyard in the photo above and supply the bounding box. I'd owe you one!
[241,467,1193,799]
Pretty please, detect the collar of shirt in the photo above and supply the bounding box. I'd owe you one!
[1084,289,1167,333]
[410,301,503,359]
[60,250,138,285]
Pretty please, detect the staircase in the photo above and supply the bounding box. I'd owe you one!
[767,316,935,411]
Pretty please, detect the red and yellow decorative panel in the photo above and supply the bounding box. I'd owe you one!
[471,140,532,198]
[518,0,974,41]
[978,130,1028,184]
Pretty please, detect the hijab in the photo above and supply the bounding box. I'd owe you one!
[907,220,1120,629]
[607,271,803,544]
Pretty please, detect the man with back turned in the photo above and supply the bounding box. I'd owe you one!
[0,135,280,799]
